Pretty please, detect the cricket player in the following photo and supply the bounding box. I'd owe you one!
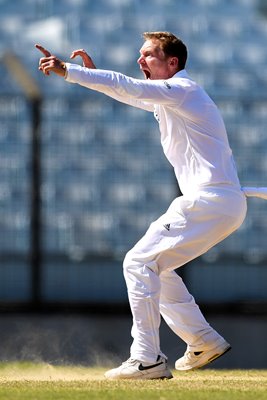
[36,32,266,380]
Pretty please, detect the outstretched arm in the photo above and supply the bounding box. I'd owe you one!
[35,45,156,112]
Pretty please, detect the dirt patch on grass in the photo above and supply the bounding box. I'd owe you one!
[0,363,106,382]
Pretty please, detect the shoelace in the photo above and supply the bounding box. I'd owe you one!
[183,350,203,361]
[122,356,164,366]
[122,358,137,366]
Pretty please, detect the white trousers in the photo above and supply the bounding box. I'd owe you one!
[123,187,247,363]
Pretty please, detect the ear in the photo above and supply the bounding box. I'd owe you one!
[169,57,178,68]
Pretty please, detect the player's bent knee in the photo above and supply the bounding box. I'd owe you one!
[123,251,146,281]
[123,251,136,275]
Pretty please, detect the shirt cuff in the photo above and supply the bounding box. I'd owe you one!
[64,62,71,80]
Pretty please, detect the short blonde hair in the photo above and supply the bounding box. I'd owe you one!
[142,31,187,70]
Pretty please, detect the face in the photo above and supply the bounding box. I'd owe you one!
[137,39,175,80]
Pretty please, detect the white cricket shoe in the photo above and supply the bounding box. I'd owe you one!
[175,341,231,371]
[104,355,173,380]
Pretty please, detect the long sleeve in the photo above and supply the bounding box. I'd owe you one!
[65,63,187,111]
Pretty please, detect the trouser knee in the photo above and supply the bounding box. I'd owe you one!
[123,250,159,282]
[123,250,137,280]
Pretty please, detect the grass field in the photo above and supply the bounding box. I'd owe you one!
[0,362,266,400]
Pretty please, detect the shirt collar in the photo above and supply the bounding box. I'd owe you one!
[173,69,190,79]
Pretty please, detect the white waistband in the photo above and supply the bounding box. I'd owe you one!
[242,186,267,200]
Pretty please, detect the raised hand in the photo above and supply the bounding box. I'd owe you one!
[35,44,66,77]
[70,49,96,69]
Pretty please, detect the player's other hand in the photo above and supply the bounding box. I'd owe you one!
[35,44,66,77]
[70,49,96,69]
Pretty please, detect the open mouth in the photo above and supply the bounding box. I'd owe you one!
[142,69,151,79]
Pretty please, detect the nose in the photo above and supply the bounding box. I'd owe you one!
[137,55,144,65]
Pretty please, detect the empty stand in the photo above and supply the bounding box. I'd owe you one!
[1,0,267,304]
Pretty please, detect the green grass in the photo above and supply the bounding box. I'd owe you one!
[0,362,266,400]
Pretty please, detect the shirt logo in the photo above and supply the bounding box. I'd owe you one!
[163,224,170,231]
[164,81,171,89]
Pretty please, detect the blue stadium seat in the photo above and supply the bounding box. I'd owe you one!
[1,0,267,306]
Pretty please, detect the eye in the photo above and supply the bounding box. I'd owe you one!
[144,52,151,58]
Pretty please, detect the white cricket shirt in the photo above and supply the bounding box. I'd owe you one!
[65,65,241,196]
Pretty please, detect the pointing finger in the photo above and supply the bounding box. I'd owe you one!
[35,44,51,57]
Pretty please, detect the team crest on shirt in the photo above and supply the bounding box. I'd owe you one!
[164,81,171,89]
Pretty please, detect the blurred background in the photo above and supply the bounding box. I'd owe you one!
[0,0,267,369]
